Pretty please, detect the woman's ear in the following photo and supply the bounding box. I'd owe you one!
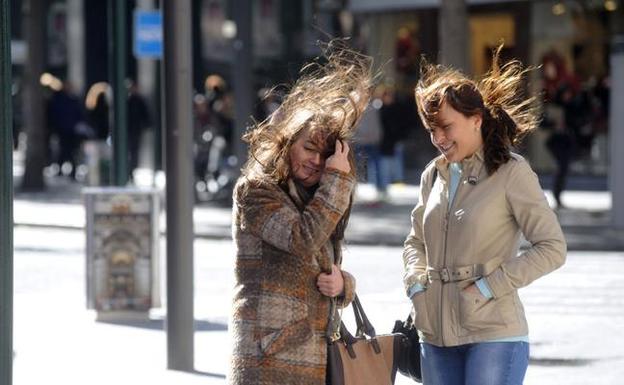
[473,113,483,131]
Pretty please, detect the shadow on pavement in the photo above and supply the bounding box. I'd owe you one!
[189,370,226,379]
[97,317,228,332]
[529,357,595,367]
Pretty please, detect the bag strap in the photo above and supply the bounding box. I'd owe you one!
[336,295,382,355]
[330,295,384,354]
[352,295,376,338]
[405,313,414,328]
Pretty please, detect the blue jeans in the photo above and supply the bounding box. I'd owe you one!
[421,342,529,385]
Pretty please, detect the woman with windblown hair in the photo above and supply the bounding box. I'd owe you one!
[402,46,567,384]
[228,44,373,385]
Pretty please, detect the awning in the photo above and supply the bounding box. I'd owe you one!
[349,0,529,12]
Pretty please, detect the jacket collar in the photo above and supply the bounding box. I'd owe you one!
[434,148,486,182]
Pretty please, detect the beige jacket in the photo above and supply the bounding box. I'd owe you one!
[403,150,566,346]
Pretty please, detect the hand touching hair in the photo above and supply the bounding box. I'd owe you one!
[242,40,375,183]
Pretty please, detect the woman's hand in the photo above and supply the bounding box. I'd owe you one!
[325,140,350,174]
[317,264,345,297]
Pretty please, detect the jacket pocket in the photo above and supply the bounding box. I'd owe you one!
[411,291,435,335]
[458,289,510,333]
[257,294,311,356]
[259,318,313,356]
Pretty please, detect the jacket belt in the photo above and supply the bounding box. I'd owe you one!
[426,256,504,283]
[427,264,485,283]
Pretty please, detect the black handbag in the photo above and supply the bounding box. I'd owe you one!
[328,295,405,385]
[392,313,422,383]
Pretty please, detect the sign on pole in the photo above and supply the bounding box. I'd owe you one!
[134,10,163,59]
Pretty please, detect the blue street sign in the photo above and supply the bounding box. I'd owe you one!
[134,11,162,59]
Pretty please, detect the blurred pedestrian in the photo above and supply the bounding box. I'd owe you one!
[193,93,213,182]
[540,51,577,208]
[559,80,592,163]
[403,46,567,385]
[205,74,234,177]
[47,81,86,178]
[228,43,373,385]
[354,94,385,200]
[544,87,573,209]
[379,86,408,186]
[85,82,110,140]
[126,80,151,181]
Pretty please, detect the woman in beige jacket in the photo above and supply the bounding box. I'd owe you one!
[229,44,373,385]
[403,47,567,385]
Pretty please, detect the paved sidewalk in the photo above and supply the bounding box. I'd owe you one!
[12,174,623,251]
[13,229,624,385]
[11,164,624,384]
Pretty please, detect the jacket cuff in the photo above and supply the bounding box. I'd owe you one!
[475,278,494,299]
[337,270,356,308]
[483,268,513,299]
[407,283,425,298]
[403,270,428,296]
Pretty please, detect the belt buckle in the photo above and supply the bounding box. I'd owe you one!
[439,267,451,283]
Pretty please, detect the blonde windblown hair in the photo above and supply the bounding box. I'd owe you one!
[415,45,540,174]
[241,40,375,183]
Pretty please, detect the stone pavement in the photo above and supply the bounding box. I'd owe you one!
[13,228,624,385]
[12,173,624,251]
[10,169,624,384]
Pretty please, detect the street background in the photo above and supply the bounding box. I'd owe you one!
[11,163,624,385]
[4,1,624,383]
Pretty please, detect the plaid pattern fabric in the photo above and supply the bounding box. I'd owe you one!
[228,169,356,385]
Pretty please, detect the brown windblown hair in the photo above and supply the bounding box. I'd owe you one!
[415,45,540,174]
[240,40,375,241]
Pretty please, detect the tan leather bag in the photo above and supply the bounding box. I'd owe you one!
[328,295,405,385]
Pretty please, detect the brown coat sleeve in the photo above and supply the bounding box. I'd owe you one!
[237,169,356,260]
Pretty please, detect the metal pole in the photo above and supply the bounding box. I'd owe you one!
[163,0,194,372]
[20,0,46,191]
[231,1,253,172]
[610,35,624,229]
[439,0,469,73]
[0,0,14,383]
[110,0,128,186]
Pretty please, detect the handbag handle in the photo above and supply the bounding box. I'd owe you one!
[334,295,382,355]
[351,295,377,338]
[351,296,366,337]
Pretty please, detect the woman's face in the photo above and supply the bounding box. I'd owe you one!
[288,128,328,187]
[428,101,483,163]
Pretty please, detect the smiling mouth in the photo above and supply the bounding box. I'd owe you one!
[303,165,320,173]
[439,143,454,153]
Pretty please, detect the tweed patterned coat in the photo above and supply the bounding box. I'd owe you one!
[228,168,357,385]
